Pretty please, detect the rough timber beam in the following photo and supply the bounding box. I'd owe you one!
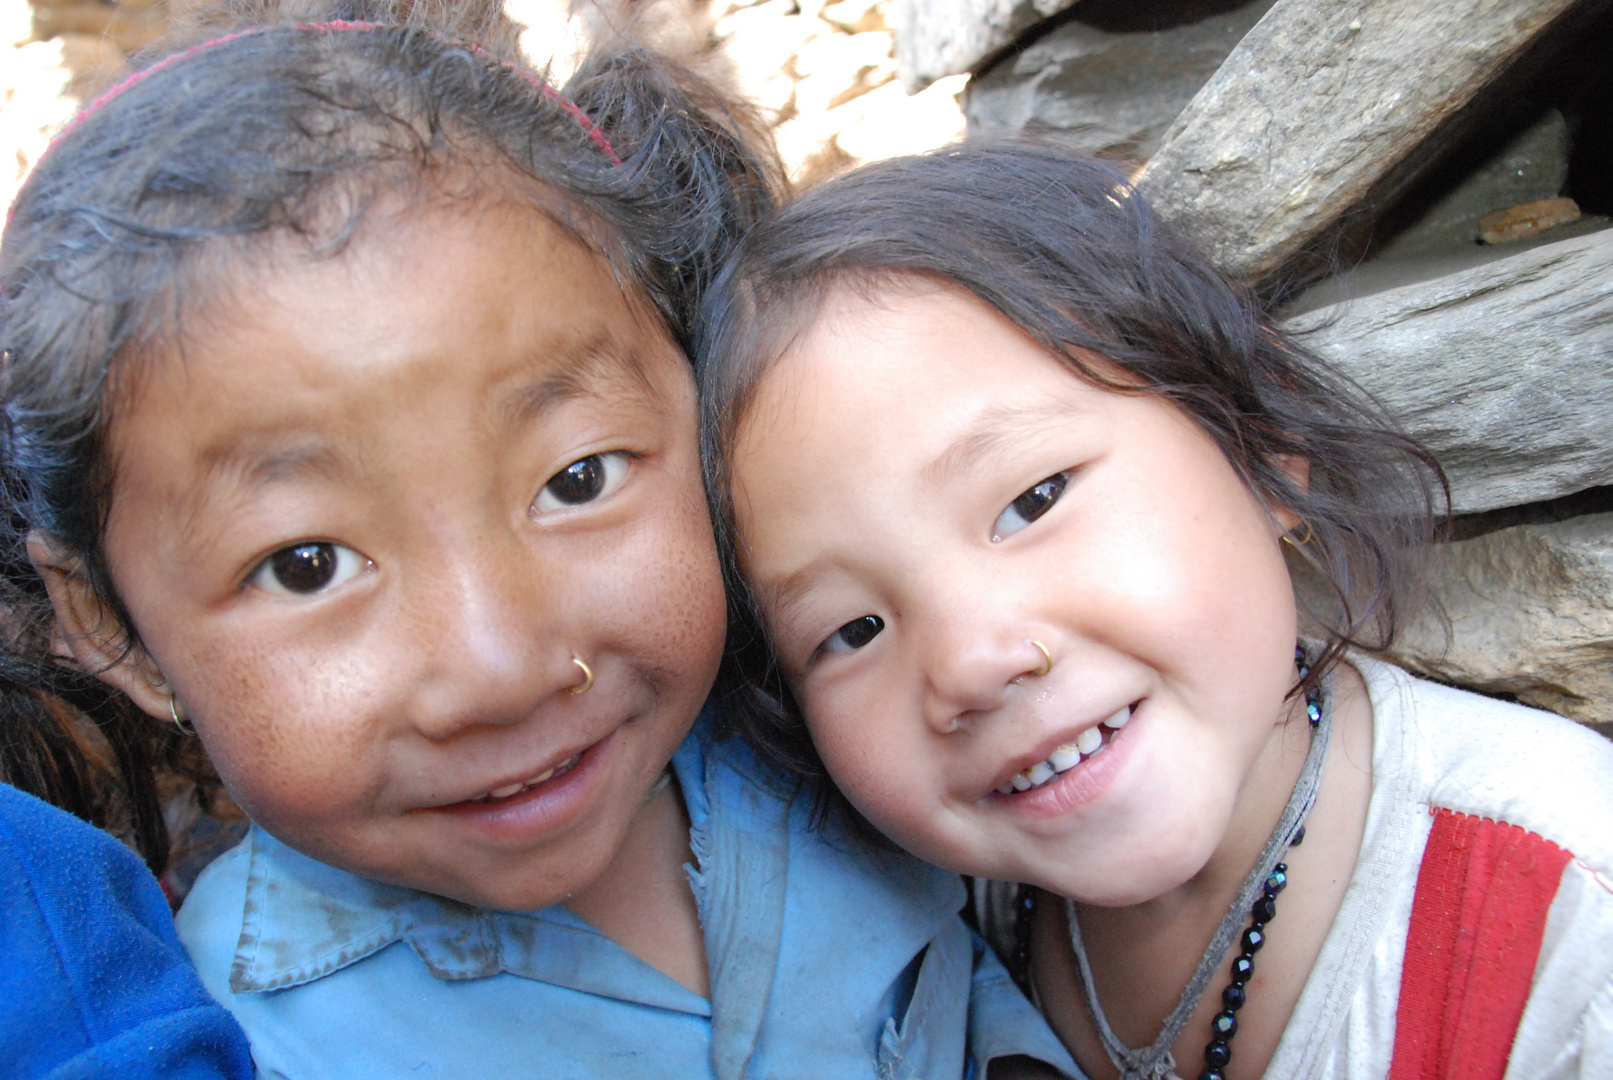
[1285,227,1613,515]
[1137,0,1587,284]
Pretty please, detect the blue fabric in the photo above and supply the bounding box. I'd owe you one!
[0,783,254,1080]
[178,715,1078,1079]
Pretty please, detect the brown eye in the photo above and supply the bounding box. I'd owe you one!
[251,542,368,596]
[993,472,1069,542]
[534,452,630,513]
[823,614,885,655]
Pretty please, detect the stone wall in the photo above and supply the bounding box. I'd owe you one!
[507,0,973,182]
[3,0,971,188]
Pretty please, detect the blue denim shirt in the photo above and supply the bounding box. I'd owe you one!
[177,718,1078,1079]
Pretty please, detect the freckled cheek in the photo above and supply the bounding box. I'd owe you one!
[591,495,726,692]
[184,638,393,829]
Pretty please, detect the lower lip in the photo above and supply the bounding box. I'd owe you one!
[425,729,619,842]
[994,706,1139,819]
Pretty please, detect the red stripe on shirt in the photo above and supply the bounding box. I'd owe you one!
[1388,808,1572,1080]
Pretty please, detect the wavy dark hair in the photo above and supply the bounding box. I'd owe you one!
[698,140,1445,792]
[0,3,783,871]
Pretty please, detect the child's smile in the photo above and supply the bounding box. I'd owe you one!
[67,196,725,912]
[730,279,1313,907]
[991,703,1130,795]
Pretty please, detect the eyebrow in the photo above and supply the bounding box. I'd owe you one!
[750,560,850,667]
[199,436,352,494]
[178,436,356,556]
[193,328,665,495]
[920,399,1082,489]
[757,563,830,633]
[505,330,664,424]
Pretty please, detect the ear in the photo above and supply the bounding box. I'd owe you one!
[1266,453,1311,533]
[27,530,172,720]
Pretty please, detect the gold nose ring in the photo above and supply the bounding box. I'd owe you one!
[570,655,594,695]
[1029,640,1053,679]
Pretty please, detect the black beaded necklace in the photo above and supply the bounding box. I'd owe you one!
[1198,823,1303,1078]
[1199,652,1322,1080]
[1005,822,1313,1079]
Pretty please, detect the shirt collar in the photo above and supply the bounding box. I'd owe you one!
[227,729,715,1018]
[223,709,964,1065]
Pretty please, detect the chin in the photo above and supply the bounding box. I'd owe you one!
[1059,875,1183,908]
[1042,836,1215,908]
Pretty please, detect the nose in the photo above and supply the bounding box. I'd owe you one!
[398,537,575,740]
[915,594,1049,735]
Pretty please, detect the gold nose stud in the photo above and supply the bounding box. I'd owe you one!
[570,655,594,695]
[1029,640,1053,679]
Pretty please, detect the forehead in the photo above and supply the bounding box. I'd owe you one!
[736,280,1074,470]
[174,158,626,333]
[164,193,672,396]
[729,282,1097,556]
[211,177,612,312]
[109,197,685,505]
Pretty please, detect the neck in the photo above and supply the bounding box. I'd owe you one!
[1148,690,1316,920]
[564,774,710,998]
[1033,664,1376,1080]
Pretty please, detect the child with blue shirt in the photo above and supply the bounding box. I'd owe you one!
[0,10,1073,1079]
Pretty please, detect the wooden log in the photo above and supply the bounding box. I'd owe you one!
[963,0,1275,158]
[1284,227,1613,515]
[1388,512,1613,726]
[1137,0,1587,284]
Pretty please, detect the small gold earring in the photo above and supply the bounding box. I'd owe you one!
[168,694,195,737]
[1281,520,1313,548]
[569,655,594,695]
[1029,640,1053,679]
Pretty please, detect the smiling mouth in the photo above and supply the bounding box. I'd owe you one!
[477,754,582,803]
[997,704,1132,795]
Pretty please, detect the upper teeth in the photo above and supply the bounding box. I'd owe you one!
[997,705,1131,795]
[483,755,579,801]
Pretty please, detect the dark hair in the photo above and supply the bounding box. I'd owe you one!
[698,140,1446,791]
[0,7,783,871]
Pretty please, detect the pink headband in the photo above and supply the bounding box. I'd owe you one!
[55,19,620,164]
